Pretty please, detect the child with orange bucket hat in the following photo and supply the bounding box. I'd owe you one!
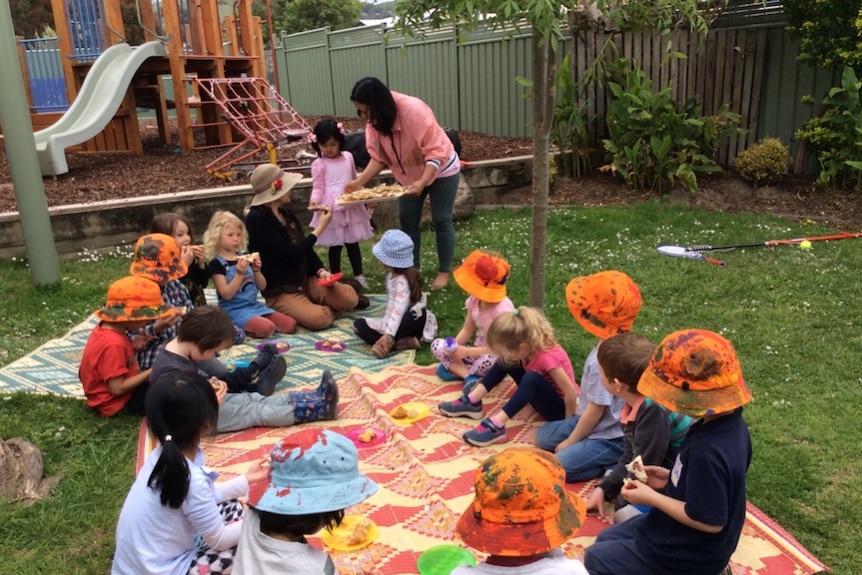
[583,329,752,575]
[79,276,174,417]
[451,447,589,574]
[536,270,642,482]
[130,233,286,396]
[431,249,515,389]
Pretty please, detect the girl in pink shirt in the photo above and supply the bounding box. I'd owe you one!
[346,77,460,291]
[438,306,579,447]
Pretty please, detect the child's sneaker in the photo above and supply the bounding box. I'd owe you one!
[438,395,483,419]
[462,374,481,395]
[354,274,370,290]
[463,418,506,447]
[252,355,286,396]
[436,364,462,382]
[394,336,421,351]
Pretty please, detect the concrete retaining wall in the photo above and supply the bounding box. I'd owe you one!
[0,157,533,260]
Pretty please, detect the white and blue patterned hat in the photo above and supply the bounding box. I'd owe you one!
[372,229,414,269]
[247,429,378,514]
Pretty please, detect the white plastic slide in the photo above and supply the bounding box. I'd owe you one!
[34,41,167,176]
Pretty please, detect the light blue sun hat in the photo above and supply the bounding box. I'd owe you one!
[247,429,378,514]
[372,229,414,269]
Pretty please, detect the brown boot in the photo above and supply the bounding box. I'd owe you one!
[394,336,421,350]
[372,334,394,358]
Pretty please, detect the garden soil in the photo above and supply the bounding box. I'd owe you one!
[1,116,860,229]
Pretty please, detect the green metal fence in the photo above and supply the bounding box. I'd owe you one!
[275,15,839,166]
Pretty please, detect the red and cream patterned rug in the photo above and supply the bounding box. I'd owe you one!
[138,364,829,575]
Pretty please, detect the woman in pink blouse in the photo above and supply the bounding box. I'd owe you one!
[345,77,461,291]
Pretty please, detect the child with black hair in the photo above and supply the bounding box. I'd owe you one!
[308,117,374,289]
[112,372,269,575]
[151,306,339,432]
[353,229,437,358]
[234,429,378,574]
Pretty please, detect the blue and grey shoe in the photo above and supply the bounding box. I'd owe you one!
[463,418,506,447]
[436,364,462,382]
[438,395,483,419]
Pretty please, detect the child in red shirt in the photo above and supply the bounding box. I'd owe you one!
[78,276,174,416]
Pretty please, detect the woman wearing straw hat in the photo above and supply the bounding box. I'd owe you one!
[246,164,359,331]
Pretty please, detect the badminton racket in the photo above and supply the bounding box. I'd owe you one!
[657,231,862,266]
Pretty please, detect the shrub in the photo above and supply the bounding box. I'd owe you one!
[734,138,790,186]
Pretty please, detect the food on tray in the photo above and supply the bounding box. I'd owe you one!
[625,454,648,483]
[357,429,377,443]
[337,183,407,204]
[345,518,372,546]
[391,405,420,420]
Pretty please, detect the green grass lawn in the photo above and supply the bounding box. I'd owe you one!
[1,202,857,573]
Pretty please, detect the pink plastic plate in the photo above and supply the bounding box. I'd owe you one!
[346,427,386,449]
[257,340,290,353]
[318,272,343,287]
[315,340,346,353]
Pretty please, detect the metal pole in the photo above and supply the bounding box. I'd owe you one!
[264,0,279,91]
[0,1,61,286]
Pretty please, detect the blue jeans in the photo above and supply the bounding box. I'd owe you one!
[536,417,624,482]
[584,514,661,575]
[481,360,566,421]
[398,172,459,273]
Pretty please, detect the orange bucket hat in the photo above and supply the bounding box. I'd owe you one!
[95,276,174,323]
[455,447,586,557]
[129,233,188,283]
[566,270,642,339]
[638,329,752,418]
[453,250,510,303]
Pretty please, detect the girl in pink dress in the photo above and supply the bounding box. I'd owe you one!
[307,118,374,289]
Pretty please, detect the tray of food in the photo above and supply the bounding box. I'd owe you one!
[336,184,409,205]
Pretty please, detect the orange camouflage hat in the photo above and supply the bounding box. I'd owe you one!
[638,329,752,418]
[452,249,510,303]
[455,447,587,557]
[129,233,188,283]
[566,270,642,339]
[95,276,174,323]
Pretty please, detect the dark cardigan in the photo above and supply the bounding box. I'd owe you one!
[246,204,325,297]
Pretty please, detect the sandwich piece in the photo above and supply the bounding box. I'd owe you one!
[357,429,377,443]
[625,454,648,482]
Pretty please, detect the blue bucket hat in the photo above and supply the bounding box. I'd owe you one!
[247,429,378,515]
[372,229,414,269]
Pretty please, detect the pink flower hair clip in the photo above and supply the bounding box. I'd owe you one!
[337,122,345,134]
[308,132,318,143]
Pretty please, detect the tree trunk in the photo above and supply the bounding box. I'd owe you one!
[527,32,557,308]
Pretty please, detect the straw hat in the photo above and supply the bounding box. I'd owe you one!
[453,250,510,303]
[95,276,174,323]
[249,163,303,207]
[565,270,642,339]
[455,447,586,557]
[638,329,752,418]
[248,429,378,515]
[372,229,414,269]
[129,233,188,283]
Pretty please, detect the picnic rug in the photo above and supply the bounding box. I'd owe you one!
[138,364,828,575]
[0,294,411,396]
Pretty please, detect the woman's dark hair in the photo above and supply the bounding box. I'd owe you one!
[350,77,397,136]
[310,117,346,156]
[391,267,424,304]
[256,508,345,538]
[150,212,196,243]
[176,305,236,352]
[145,372,219,509]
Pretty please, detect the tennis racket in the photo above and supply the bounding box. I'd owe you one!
[657,231,862,266]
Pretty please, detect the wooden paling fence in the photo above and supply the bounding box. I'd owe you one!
[572,26,768,167]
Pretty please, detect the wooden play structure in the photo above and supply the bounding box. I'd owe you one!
[22,0,309,177]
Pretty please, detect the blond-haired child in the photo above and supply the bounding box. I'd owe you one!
[204,210,297,338]
[439,306,578,447]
